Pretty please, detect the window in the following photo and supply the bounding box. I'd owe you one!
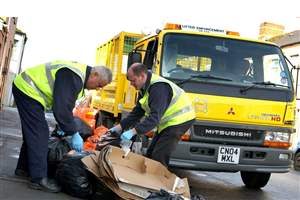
[161,33,292,88]
[263,54,289,86]
[177,56,212,72]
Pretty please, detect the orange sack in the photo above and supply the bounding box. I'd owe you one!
[83,126,108,151]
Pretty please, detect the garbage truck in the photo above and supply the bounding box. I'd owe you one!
[92,24,299,188]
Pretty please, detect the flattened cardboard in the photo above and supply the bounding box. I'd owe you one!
[107,146,190,197]
[81,154,100,178]
[101,177,143,200]
[180,178,191,199]
[103,146,117,180]
[82,146,190,199]
[117,182,152,199]
[97,146,113,178]
[82,157,142,200]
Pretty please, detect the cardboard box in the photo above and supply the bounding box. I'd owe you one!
[82,146,190,200]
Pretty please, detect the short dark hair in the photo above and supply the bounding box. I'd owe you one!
[129,63,148,76]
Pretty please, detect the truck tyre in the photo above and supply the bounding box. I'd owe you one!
[294,152,300,171]
[240,171,271,189]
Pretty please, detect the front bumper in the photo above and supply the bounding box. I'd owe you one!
[169,141,292,173]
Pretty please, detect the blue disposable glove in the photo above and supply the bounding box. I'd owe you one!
[109,125,122,134]
[71,132,83,152]
[121,129,135,141]
[57,130,65,136]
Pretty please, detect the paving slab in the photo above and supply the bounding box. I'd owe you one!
[0,107,81,200]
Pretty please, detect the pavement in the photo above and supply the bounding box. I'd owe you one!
[0,106,82,200]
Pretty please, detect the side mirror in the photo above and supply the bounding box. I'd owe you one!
[127,52,142,70]
[295,65,300,100]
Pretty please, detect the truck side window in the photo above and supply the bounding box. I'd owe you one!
[143,40,158,71]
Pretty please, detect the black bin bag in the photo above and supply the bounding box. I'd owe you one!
[74,116,93,141]
[146,189,206,200]
[55,152,95,198]
[51,116,92,141]
[48,137,71,162]
[146,189,184,200]
[47,137,71,178]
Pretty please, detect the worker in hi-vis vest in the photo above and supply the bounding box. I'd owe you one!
[12,60,112,193]
[110,63,195,167]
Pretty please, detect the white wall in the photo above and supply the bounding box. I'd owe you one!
[283,45,300,67]
[2,33,26,107]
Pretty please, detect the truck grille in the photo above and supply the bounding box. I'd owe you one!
[193,125,264,142]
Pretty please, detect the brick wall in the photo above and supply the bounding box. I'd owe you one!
[0,17,17,110]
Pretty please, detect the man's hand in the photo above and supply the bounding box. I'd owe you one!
[71,132,83,152]
[121,129,137,141]
[109,124,122,134]
[56,130,65,136]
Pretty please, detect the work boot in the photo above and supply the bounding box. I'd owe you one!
[29,177,61,193]
[14,168,29,178]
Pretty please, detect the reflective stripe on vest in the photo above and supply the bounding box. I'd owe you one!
[140,75,184,111]
[154,77,193,127]
[17,61,86,110]
[160,105,193,125]
[21,72,51,106]
[151,77,184,109]
[140,74,195,133]
[45,62,64,91]
[45,62,84,92]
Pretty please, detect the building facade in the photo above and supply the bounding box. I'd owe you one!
[258,22,285,41]
[0,17,17,109]
[269,30,300,148]
[2,30,27,107]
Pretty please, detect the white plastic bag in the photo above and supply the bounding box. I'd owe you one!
[120,140,132,158]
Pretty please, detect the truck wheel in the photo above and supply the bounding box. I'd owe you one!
[240,171,271,189]
[294,152,300,171]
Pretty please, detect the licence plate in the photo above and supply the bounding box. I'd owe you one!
[217,146,240,164]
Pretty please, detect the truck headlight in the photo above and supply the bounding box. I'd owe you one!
[265,131,290,142]
[264,131,291,148]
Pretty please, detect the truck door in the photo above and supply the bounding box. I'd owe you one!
[143,39,158,71]
[122,38,158,112]
[122,44,144,112]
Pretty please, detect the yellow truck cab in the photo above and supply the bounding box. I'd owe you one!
[94,24,298,189]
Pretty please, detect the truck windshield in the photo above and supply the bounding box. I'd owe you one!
[161,34,292,89]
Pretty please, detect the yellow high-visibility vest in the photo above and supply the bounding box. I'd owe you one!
[14,60,87,110]
[139,74,195,133]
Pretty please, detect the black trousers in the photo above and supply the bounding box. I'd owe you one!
[146,119,194,167]
[12,84,49,180]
